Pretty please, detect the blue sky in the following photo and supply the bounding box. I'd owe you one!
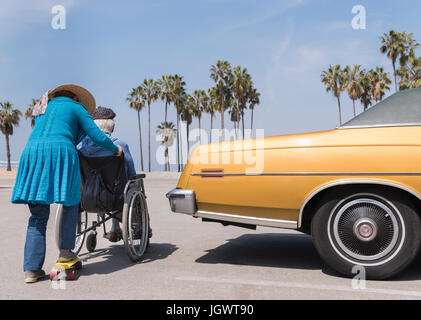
[0,0,420,171]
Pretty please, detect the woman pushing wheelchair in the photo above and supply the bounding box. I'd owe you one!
[11,84,123,283]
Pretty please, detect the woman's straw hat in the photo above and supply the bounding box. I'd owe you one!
[50,84,96,115]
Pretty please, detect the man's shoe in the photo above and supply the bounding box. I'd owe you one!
[57,250,77,263]
[109,231,120,242]
[24,270,46,284]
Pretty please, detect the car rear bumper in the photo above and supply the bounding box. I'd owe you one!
[166,188,299,230]
[166,188,197,215]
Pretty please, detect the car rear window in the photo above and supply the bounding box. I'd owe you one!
[341,87,421,128]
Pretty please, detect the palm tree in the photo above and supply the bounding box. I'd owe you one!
[127,87,145,172]
[232,66,251,138]
[199,91,209,144]
[139,79,160,172]
[181,95,195,153]
[369,67,392,103]
[321,65,348,125]
[158,75,174,123]
[248,88,260,131]
[359,71,373,112]
[380,30,419,92]
[210,60,233,141]
[229,104,241,138]
[156,122,176,172]
[398,32,419,67]
[346,65,364,116]
[380,30,405,92]
[205,88,218,143]
[171,75,186,171]
[191,89,208,144]
[25,99,37,128]
[398,56,421,90]
[0,102,22,171]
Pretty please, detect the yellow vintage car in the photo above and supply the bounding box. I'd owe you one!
[167,87,421,279]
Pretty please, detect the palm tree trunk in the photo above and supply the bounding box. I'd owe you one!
[164,101,168,123]
[241,111,245,139]
[165,148,169,172]
[337,97,342,125]
[198,117,202,144]
[187,123,190,155]
[137,110,144,172]
[219,84,225,141]
[352,99,356,117]
[251,108,254,130]
[221,110,225,141]
[210,115,213,144]
[393,62,398,92]
[176,113,181,172]
[167,149,169,171]
[148,102,151,172]
[180,114,185,171]
[5,134,11,172]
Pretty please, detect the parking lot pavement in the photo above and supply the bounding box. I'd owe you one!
[1,175,421,300]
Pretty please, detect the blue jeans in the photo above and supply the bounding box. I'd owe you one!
[23,204,79,271]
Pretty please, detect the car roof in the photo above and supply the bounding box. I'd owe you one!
[341,87,421,128]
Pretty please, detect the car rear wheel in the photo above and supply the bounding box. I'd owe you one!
[311,188,421,279]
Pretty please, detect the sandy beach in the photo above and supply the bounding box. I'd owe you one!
[0,169,180,182]
[0,169,17,181]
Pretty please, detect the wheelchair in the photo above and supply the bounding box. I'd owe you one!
[54,152,150,262]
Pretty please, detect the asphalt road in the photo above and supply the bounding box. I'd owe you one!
[1,175,421,300]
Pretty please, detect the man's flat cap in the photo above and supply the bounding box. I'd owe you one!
[92,106,116,120]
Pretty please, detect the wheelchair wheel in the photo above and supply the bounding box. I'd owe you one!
[86,232,97,252]
[55,205,88,255]
[122,190,150,262]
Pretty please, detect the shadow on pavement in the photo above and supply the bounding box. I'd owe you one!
[195,232,421,281]
[79,242,178,276]
[196,233,323,270]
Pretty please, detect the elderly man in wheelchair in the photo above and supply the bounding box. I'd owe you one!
[54,107,151,262]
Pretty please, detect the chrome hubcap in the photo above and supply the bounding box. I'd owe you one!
[330,196,402,263]
[353,218,378,242]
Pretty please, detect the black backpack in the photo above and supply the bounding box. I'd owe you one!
[79,152,127,213]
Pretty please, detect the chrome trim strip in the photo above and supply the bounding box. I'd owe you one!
[195,210,298,229]
[192,172,421,177]
[338,123,421,130]
[298,180,421,228]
